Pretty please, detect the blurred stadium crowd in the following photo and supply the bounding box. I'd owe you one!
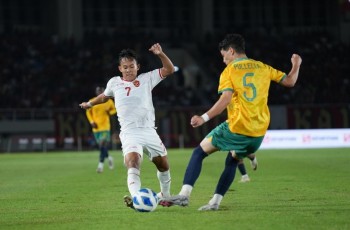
[1,29,349,109]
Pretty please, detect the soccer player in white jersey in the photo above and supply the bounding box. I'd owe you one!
[80,43,175,210]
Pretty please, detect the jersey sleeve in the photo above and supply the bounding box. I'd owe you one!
[266,64,286,83]
[218,66,234,94]
[104,77,116,97]
[140,69,163,89]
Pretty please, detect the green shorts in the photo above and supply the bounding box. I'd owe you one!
[93,131,111,145]
[206,122,264,159]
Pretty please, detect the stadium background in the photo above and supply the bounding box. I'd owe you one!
[0,0,349,152]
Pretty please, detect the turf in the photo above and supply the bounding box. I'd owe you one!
[0,148,349,230]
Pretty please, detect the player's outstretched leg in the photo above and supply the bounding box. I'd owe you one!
[198,152,238,211]
[159,146,207,207]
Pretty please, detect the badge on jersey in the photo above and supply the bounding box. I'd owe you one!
[133,80,140,87]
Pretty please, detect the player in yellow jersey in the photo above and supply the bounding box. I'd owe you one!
[159,33,302,210]
[86,86,117,173]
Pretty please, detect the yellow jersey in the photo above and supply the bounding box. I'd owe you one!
[86,97,117,132]
[218,57,286,137]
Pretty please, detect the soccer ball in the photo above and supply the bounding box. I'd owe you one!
[132,188,158,212]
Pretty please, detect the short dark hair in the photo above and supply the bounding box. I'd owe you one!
[118,48,139,65]
[95,86,104,94]
[218,34,245,54]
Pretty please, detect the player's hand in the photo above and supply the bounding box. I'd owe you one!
[79,102,92,109]
[149,43,163,55]
[190,115,205,128]
[291,54,302,67]
[90,122,98,129]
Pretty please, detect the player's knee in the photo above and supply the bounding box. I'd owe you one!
[100,140,108,147]
[193,145,208,159]
[225,151,239,166]
[124,152,141,168]
[152,156,169,172]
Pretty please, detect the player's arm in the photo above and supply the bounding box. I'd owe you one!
[149,43,175,78]
[191,91,232,128]
[280,54,302,87]
[79,93,110,109]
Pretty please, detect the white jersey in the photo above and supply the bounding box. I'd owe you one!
[104,69,164,131]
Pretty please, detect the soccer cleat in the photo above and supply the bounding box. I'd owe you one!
[250,157,258,171]
[198,203,219,211]
[156,192,169,200]
[123,195,135,210]
[158,195,189,207]
[157,192,170,206]
[239,174,250,183]
[96,167,103,173]
[108,156,114,170]
[157,192,171,206]
[156,192,163,200]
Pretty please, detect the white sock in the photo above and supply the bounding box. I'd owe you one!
[127,168,141,196]
[97,162,104,168]
[209,194,223,205]
[179,184,193,197]
[108,156,113,160]
[157,170,171,198]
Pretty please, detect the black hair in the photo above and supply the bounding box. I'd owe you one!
[118,48,139,65]
[218,34,245,54]
[96,86,104,91]
[95,86,104,94]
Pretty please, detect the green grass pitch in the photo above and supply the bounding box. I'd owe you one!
[0,148,350,230]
